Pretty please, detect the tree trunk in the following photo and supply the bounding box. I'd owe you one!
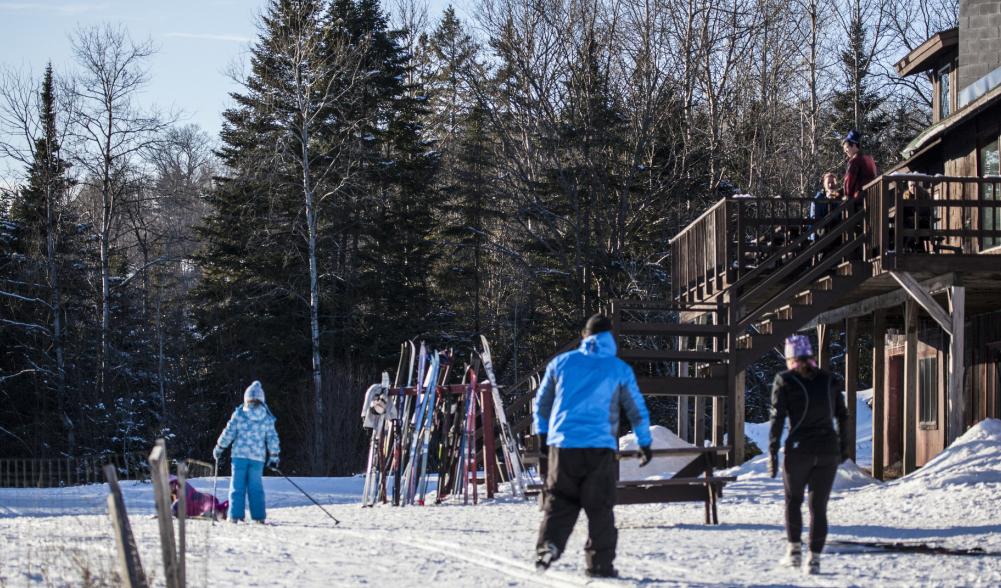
[302,128,324,474]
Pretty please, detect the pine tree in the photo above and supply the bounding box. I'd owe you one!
[1,64,87,455]
[830,17,890,165]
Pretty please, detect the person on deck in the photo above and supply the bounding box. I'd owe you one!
[842,129,878,202]
[810,172,843,242]
[213,380,281,524]
[533,314,653,579]
[768,335,850,575]
[902,180,933,252]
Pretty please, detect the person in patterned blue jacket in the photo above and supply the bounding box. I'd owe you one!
[213,381,280,523]
[533,315,652,578]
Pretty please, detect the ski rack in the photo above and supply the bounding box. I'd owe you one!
[386,382,500,504]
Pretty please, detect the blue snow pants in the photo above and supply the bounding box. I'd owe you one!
[229,458,266,521]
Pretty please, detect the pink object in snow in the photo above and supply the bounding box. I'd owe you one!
[170,477,228,519]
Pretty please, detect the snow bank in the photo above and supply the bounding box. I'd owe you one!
[724,450,876,490]
[895,418,1001,489]
[618,425,694,481]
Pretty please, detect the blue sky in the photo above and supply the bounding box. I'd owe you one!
[0,0,468,141]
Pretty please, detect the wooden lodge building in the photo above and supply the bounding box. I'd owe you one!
[505,1,1001,505]
[639,0,1001,478]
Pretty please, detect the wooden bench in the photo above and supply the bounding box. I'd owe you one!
[524,442,735,525]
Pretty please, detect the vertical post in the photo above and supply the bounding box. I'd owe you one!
[816,323,831,372]
[176,462,187,588]
[727,299,744,466]
[677,331,690,443]
[872,310,887,480]
[694,397,706,446]
[730,370,746,466]
[844,317,859,462]
[903,300,919,475]
[148,440,180,588]
[948,286,966,446]
[480,384,498,498]
[104,465,148,588]
[735,200,745,279]
[893,186,903,256]
[677,396,690,443]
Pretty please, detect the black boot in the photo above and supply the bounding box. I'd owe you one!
[535,542,559,572]
[585,566,619,578]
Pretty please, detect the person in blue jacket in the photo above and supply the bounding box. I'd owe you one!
[213,381,280,523]
[533,314,653,578]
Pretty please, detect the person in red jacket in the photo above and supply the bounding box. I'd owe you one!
[842,129,877,201]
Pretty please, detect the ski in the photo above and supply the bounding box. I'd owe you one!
[479,336,527,498]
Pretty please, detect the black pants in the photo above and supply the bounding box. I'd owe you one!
[783,452,839,553]
[536,447,617,571]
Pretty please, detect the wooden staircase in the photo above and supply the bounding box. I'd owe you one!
[502,198,872,466]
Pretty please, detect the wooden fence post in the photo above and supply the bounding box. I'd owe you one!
[149,440,180,588]
[104,464,148,588]
[177,462,187,588]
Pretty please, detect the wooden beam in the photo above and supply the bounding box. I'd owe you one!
[872,310,887,480]
[947,286,966,446]
[637,377,727,397]
[731,370,745,466]
[678,396,690,443]
[104,465,148,588]
[803,273,956,330]
[845,317,859,462]
[816,323,831,372]
[712,397,724,451]
[889,271,953,335]
[903,300,919,475]
[694,397,706,446]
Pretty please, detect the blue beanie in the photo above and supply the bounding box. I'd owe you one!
[843,129,861,146]
[244,380,265,404]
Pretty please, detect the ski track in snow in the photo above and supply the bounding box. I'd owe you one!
[4,420,1001,586]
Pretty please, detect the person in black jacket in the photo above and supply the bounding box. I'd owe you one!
[768,334,850,575]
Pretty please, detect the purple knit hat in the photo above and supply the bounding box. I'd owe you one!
[784,335,813,359]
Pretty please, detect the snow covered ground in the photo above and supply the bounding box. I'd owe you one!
[3,419,1001,586]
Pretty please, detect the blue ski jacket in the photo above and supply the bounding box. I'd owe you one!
[216,404,280,463]
[533,331,652,450]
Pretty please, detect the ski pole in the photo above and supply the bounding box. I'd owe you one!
[270,466,341,525]
[211,458,220,525]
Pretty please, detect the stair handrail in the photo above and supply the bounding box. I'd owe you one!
[735,216,866,333]
[726,197,861,296]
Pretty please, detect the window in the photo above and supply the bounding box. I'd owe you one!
[919,356,939,426]
[939,65,951,119]
[981,139,1000,249]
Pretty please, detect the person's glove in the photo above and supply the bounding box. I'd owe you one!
[268,455,280,469]
[768,452,778,478]
[213,446,224,461]
[537,434,549,478]
[638,445,653,467]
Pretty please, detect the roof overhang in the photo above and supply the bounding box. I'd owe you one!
[895,28,959,77]
[887,137,943,174]
[901,83,1001,160]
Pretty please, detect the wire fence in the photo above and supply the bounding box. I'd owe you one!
[0,450,220,587]
[0,451,151,488]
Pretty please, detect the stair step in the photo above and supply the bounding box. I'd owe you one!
[754,317,792,335]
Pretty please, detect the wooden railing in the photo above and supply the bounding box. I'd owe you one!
[864,174,1001,272]
[670,196,827,304]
